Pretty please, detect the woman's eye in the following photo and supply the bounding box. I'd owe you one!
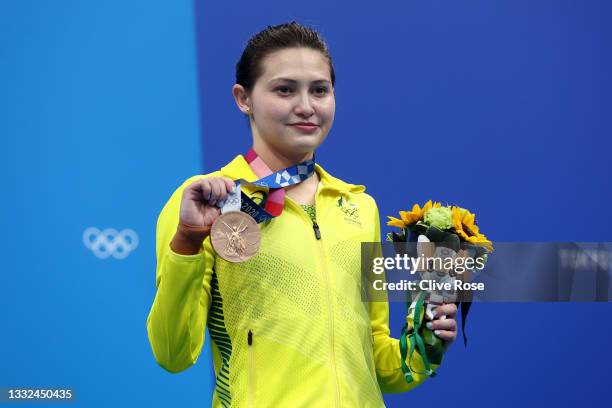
[275,86,292,95]
[313,87,329,96]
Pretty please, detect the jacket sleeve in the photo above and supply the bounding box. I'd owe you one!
[146,176,216,373]
[369,201,442,393]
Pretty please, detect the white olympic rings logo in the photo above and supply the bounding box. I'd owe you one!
[83,227,139,259]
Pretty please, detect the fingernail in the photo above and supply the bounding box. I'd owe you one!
[426,322,433,330]
[434,330,441,336]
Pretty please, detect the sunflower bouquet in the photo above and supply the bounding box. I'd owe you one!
[386,200,493,383]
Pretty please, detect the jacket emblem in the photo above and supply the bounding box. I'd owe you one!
[337,196,361,227]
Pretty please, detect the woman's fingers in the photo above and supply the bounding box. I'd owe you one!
[180,177,237,228]
[217,178,230,204]
[426,318,456,332]
[223,177,236,193]
[425,309,457,344]
[194,179,212,203]
[431,329,456,342]
[434,303,457,319]
[215,177,237,208]
[209,179,221,206]
[186,177,236,206]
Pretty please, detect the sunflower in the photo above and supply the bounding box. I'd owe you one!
[387,200,441,228]
[451,206,493,252]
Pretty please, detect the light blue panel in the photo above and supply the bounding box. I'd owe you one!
[1,1,213,407]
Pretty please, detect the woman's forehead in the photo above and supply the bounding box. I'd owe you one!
[259,47,331,82]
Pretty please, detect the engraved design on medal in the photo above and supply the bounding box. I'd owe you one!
[211,212,261,263]
[220,218,248,256]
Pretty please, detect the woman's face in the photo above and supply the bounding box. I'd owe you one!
[235,47,335,158]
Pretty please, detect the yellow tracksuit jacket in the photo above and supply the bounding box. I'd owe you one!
[147,155,440,407]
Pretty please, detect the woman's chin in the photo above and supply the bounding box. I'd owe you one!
[287,134,326,152]
[285,142,321,156]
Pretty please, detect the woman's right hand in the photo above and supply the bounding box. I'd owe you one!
[171,177,236,255]
[179,177,236,228]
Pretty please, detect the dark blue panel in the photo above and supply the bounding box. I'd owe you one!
[193,0,612,407]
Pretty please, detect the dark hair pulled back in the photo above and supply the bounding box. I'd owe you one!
[235,21,336,92]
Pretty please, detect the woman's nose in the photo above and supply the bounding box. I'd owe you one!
[294,92,315,117]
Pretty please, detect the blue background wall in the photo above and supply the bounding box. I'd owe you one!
[2,0,611,407]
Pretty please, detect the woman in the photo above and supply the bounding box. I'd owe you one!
[147,22,457,407]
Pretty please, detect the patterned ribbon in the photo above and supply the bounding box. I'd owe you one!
[221,148,316,224]
[245,148,287,216]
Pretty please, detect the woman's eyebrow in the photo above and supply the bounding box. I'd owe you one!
[269,77,332,85]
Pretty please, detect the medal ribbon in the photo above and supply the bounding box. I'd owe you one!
[400,292,436,383]
[244,148,288,216]
[221,148,316,223]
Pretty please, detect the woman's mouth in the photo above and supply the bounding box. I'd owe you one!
[288,123,319,133]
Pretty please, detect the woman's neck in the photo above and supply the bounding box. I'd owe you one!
[252,141,313,173]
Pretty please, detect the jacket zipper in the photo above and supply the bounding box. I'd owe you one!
[247,330,255,408]
[312,221,321,240]
[286,191,340,407]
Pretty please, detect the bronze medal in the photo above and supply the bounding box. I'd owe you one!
[210,211,261,262]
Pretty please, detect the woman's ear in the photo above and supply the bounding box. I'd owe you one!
[232,84,251,115]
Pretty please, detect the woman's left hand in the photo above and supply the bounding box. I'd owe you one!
[425,303,458,351]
